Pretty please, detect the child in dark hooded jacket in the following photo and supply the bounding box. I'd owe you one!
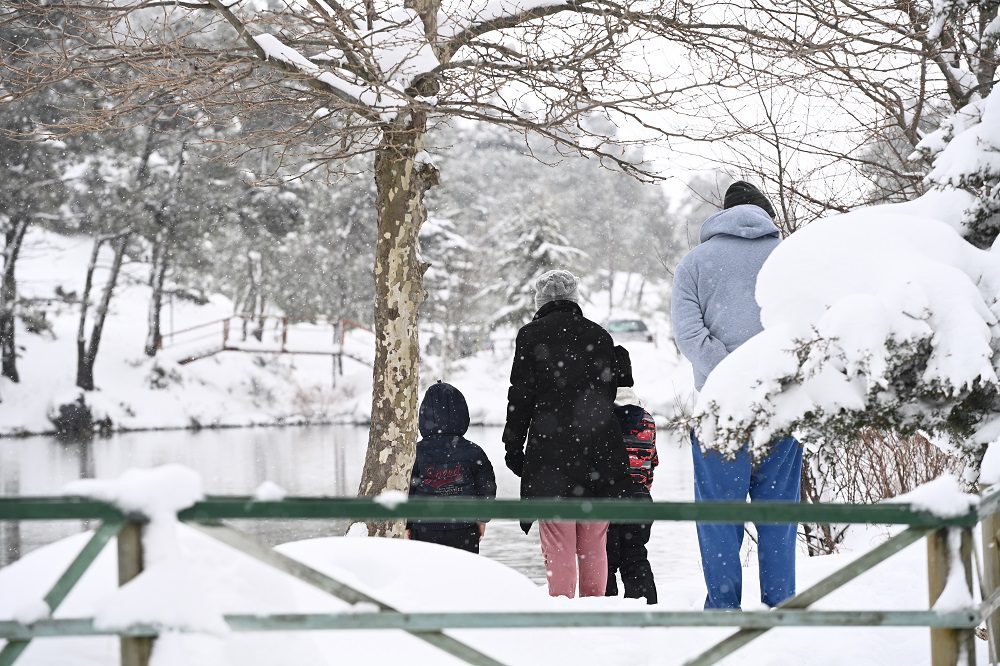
[606,345,658,604]
[406,381,497,553]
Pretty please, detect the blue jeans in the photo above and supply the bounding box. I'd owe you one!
[691,433,802,609]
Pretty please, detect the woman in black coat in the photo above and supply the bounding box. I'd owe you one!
[502,269,630,597]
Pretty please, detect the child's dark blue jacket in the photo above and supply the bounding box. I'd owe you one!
[408,382,497,530]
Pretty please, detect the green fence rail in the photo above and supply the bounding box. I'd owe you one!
[0,490,998,666]
[0,495,980,526]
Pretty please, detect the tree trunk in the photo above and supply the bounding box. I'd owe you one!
[143,220,173,356]
[77,232,130,391]
[357,120,438,537]
[0,216,30,383]
[76,237,102,391]
[144,146,186,357]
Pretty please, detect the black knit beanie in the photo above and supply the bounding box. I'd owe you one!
[613,345,634,388]
[723,181,776,218]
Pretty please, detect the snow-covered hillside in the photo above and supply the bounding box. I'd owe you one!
[0,230,692,437]
[0,229,375,436]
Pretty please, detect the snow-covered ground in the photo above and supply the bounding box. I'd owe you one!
[0,228,692,436]
[0,522,985,665]
[0,229,379,435]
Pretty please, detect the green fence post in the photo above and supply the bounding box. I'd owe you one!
[117,522,151,666]
[982,512,1000,664]
[929,527,977,666]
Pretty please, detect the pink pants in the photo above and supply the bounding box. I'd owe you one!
[539,520,609,598]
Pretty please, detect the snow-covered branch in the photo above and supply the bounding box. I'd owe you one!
[202,0,388,120]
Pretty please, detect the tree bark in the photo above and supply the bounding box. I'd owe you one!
[76,237,102,391]
[0,216,30,383]
[144,146,186,357]
[77,232,130,390]
[143,219,173,356]
[357,118,438,537]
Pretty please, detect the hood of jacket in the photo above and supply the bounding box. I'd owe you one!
[700,204,780,244]
[418,381,470,437]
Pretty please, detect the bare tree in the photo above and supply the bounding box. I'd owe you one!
[727,1,999,211]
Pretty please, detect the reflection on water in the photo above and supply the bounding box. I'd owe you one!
[0,426,699,588]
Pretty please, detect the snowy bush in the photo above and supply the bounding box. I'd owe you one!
[690,190,1000,485]
[145,360,184,391]
[46,388,113,438]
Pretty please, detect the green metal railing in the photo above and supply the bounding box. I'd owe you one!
[0,491,998,666]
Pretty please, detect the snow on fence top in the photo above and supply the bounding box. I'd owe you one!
[64,464,203,562]
[692,189,1000,478]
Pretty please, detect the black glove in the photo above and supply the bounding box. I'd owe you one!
[505,450,525,477]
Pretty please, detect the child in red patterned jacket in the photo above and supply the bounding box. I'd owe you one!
[606,345,658,604]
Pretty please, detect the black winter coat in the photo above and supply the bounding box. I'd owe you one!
[502,300,630,506]
[408,382,497,531]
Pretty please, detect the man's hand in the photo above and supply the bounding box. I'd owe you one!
[478,522,487,538]
[505,450,525,477]
[404,529,411,539]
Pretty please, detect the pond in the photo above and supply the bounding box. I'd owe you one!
[0,425,702,589]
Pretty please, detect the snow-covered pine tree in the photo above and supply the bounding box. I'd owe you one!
[490,206,587,329]
[420,213,481,377]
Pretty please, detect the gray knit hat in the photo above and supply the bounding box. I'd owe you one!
[534,269,580,309]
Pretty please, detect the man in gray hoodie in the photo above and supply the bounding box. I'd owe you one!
[671,181,802,610]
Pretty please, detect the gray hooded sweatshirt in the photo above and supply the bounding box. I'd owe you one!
[670,204,781,390]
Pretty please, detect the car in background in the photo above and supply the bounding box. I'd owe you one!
[606,318,655,345]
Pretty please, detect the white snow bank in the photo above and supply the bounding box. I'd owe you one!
[887,474,978,518]
[95,558,229,635]
[693,190,1000,461]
